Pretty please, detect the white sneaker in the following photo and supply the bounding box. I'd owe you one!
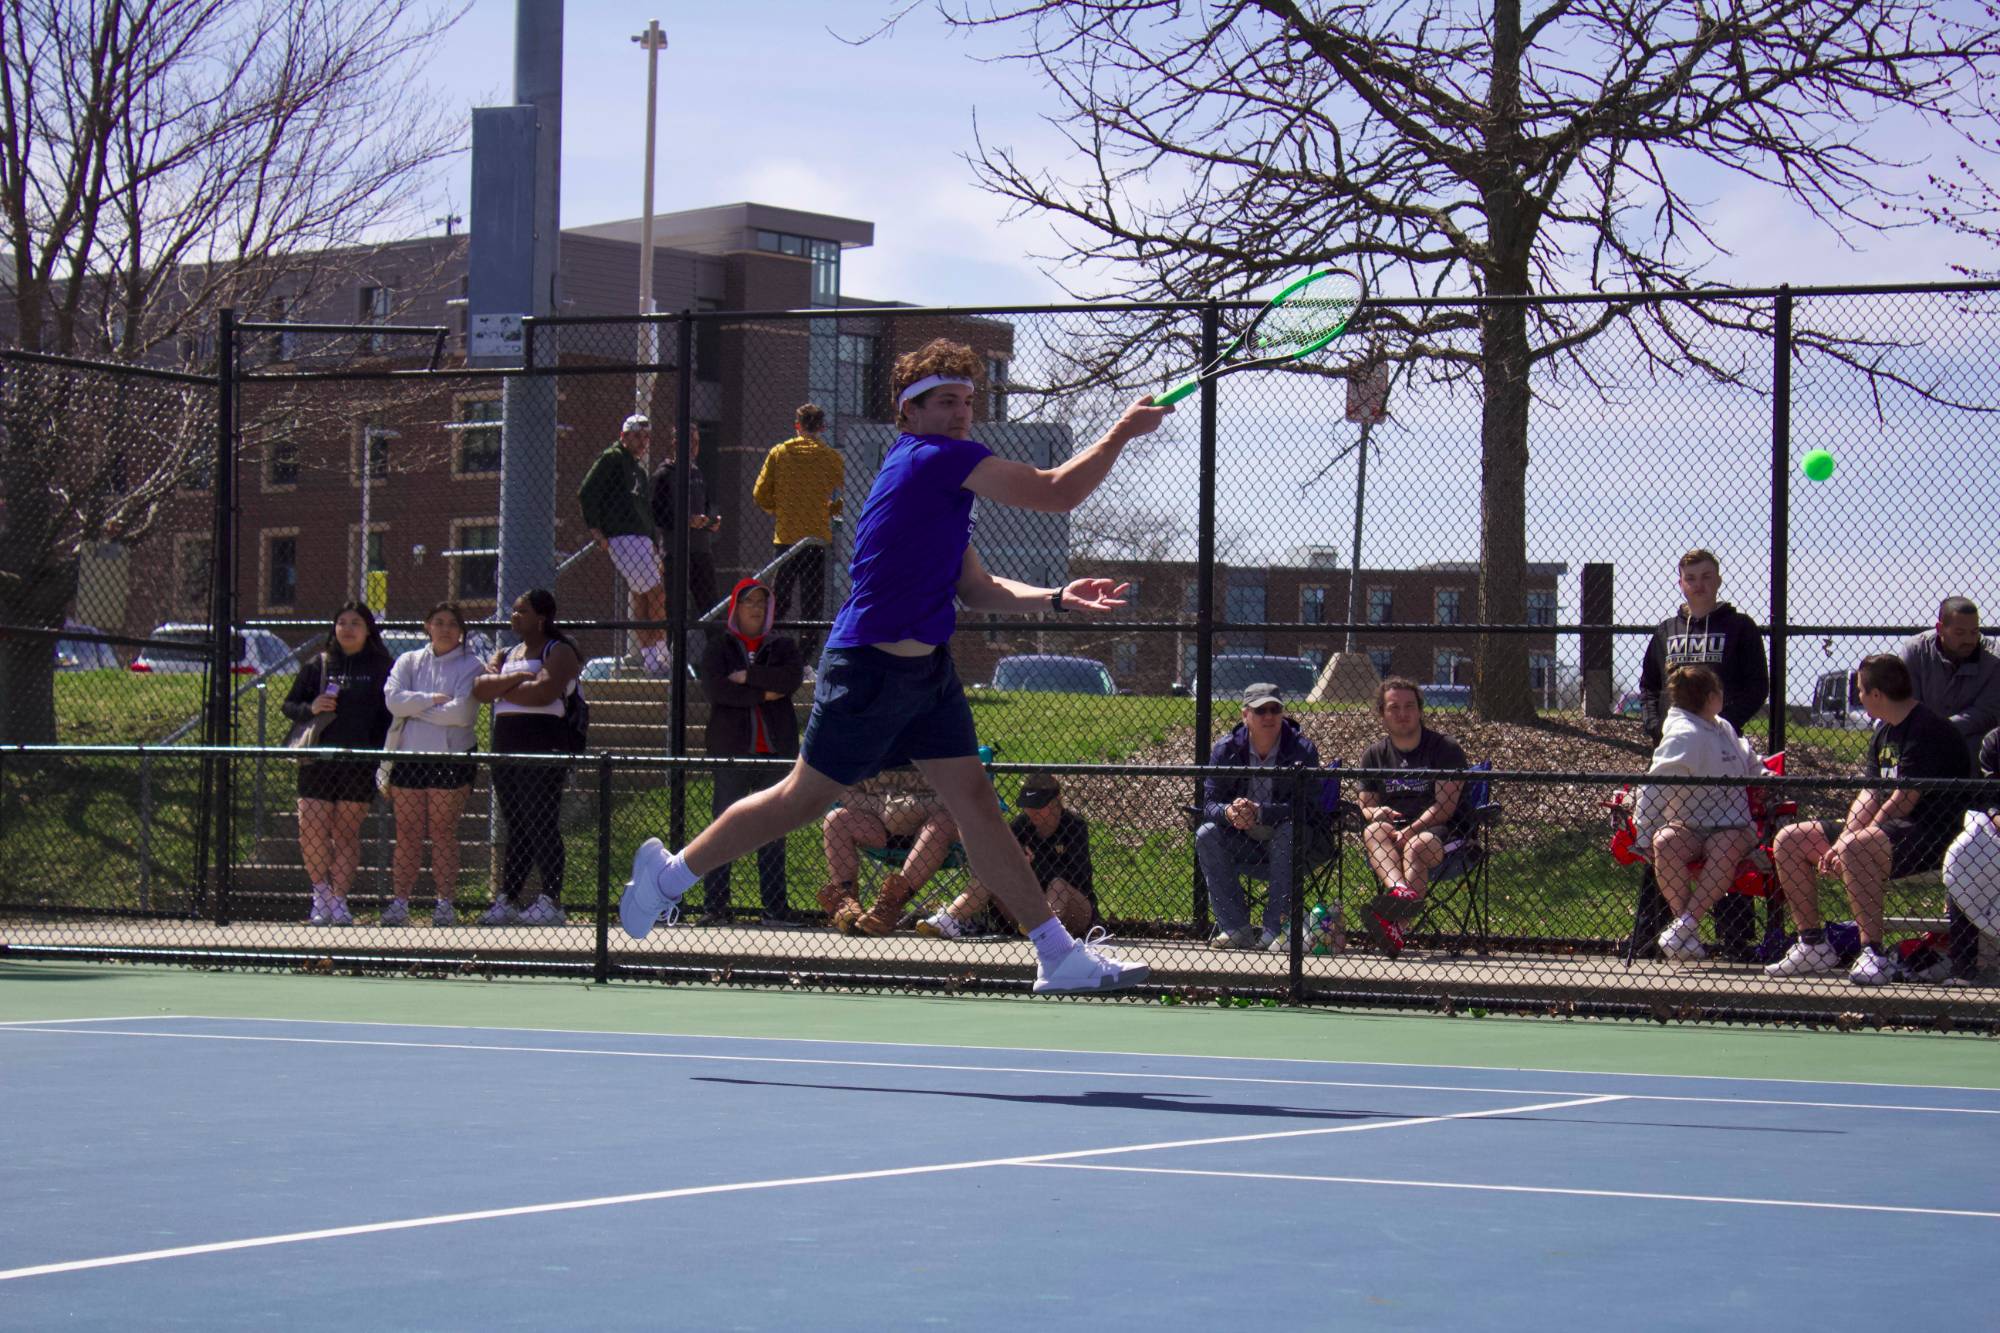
[1657,915,1708,962]
[1256,927,1281,951]
[432,900,458,927]
[327,898,354,927]
[1034,928,1150,993]
[1849,946,1895,987]
[479,898,519,926]
[1209,925,1262,950]
[619,837,679,939]
[519,895,566,926]
[307,889,330,927]
[379,899,409,927]
[915,910,964,939]
[1764,936,1843,977]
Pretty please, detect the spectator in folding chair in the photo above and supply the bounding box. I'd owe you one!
[1629,665,1766,962]
[1354,677,1471,958]
[918,772,1094,939]
[1767,654,1973,986]
[1195,682,1325,951]
[819,765,959,935]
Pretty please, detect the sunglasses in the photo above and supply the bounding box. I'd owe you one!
[1248,703,1284,716]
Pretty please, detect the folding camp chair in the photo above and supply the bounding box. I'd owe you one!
[1406,761,1501,956]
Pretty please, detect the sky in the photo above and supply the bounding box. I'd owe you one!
[425,2,2000,307]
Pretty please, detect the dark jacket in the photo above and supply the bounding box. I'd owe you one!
[700,577,805,757]
[650,454,711,552]
[577,442,655,540]
[1201,718,1325,828]
[282,646,395,752]
[1638,602,1769,740]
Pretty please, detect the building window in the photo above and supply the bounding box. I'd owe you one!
[1435,588,1463,626]
[986,356,1009,423]
[356,425,391,481]
[175,536,212,617]
[1527,589,1556,627]
[454,399,502,475]
[838,333,881,419]
[1530,651,1558,703]
[266,534,298,609]
[179,445,213,492]
[1301,586,1327,624]
[1114,640,1139,680]
[359,285,393,351]
[1122,578,1142,609]
[1367,587,1392,625]
[1434,650,1471,686]
[1225,578,1266,655]
[265,426,299,489]
[808,238,840,306]
[1367,648,1395,678]
[452,522,499,604]
[1182,580,1200,616]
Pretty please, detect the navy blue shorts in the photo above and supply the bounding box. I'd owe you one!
[800,645,978,786]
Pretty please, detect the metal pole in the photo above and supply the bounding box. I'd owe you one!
[254,683,268,844]
[668,311,694,848]
[595,754,613,983]
[209,306,239,926]
[358,433,372,601]
[1343,415,1375,654]
[1769,287,1792,757]
[632,20,666,414]
[1192,301,1220,937]
[1288,772,1306,1004]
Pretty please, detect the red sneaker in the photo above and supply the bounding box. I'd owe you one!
[1365,910,1406,959]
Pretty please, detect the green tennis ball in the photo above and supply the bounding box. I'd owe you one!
[1801,449,1835,482]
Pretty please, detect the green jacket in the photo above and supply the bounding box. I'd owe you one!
[577,443,656,540]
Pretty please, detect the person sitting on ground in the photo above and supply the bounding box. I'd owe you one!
[919,772,1094,939]
[697,578,805,926]
[1767,654,1973,986]
[1195,682,1325,951]
[1630,664,1765,962]
[1900,596,2000,748]
[1355,677,1470,958]
[819,766,959,936]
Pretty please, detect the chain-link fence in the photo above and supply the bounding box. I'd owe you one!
[4,284,1999,1026]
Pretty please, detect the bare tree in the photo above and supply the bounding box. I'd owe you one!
[0,0,464,742]
[899,0,2000,720]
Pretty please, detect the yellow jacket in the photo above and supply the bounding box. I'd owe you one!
[753,435,845,545]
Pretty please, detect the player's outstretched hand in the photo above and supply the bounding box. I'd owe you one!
[1061,578,1131,614]
[1112,397,1173,441]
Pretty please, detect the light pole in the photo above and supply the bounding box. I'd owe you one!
[633,20,667,414]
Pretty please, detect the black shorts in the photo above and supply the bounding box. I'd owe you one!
[388,760,476,791]
[1880,817,1953,880]
[297,758,378,805]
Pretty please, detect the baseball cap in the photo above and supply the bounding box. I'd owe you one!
[1242,682,1284,708]
[1018,772,1061,809]
[622,413,651,432]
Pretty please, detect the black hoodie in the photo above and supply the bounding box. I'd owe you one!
[1637,602,1769,741]
[282,645,395,752]
[700,577,805,757]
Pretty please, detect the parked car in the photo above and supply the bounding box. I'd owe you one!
[1424,683,1472,709]
[381,628,493,664]
[985,654,1117,696]
[1179,654,1320,700]
[54,622,119,672]
[1809,669,1871,729]
[130,625,296,676]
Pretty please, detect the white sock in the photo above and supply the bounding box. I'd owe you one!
[1027,917,1076,969]
[659,852,698,902]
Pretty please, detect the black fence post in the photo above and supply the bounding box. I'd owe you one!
[669,311,694,849]
[210,307,238,926]
[1192,300,1220,937]
[595,754,612,983]
[1769,287,1792,757]
[1288,770,1305,1005]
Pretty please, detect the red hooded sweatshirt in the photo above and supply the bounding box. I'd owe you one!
[727,577,775,754]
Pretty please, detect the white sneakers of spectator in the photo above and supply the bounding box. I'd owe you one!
[1763,934,1893,985]
[916,909,965,939]
[1847,946,1896,987]
[1209,925,1272,951]
[1656,915,1708,962]
[518,895,566,926]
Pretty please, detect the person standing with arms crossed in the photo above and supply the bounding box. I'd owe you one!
[621,340,1167,992]
[753,403,844,659]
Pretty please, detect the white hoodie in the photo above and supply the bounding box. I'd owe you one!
[1630,706,1763,850]
[384,643,482,755]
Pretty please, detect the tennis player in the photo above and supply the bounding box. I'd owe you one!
[621,339,1168,991]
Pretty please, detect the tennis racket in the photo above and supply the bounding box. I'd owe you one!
[1155,267,1366,406]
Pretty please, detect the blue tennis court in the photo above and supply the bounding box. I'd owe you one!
[4,1011,1996,1329]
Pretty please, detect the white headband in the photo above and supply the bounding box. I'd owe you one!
[897,375,975,409]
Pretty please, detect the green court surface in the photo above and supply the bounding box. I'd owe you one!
[5,960,1996,1088]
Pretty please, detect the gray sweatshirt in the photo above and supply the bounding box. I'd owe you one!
[384,644,483,755]
[1899,631,2000,746]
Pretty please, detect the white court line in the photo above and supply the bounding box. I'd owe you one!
[155,1012,2000,1095]
[0,1015,183,1027]
[1022,1162,2000,1221]
[0,1093,1617,1283]
[3,1024,1995,1117]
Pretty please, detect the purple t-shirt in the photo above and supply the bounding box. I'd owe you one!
[827,432,992,649]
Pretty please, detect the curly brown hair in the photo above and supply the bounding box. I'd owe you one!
[891,339,982,420]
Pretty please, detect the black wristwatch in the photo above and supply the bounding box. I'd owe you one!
[1048,588,1067,614]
